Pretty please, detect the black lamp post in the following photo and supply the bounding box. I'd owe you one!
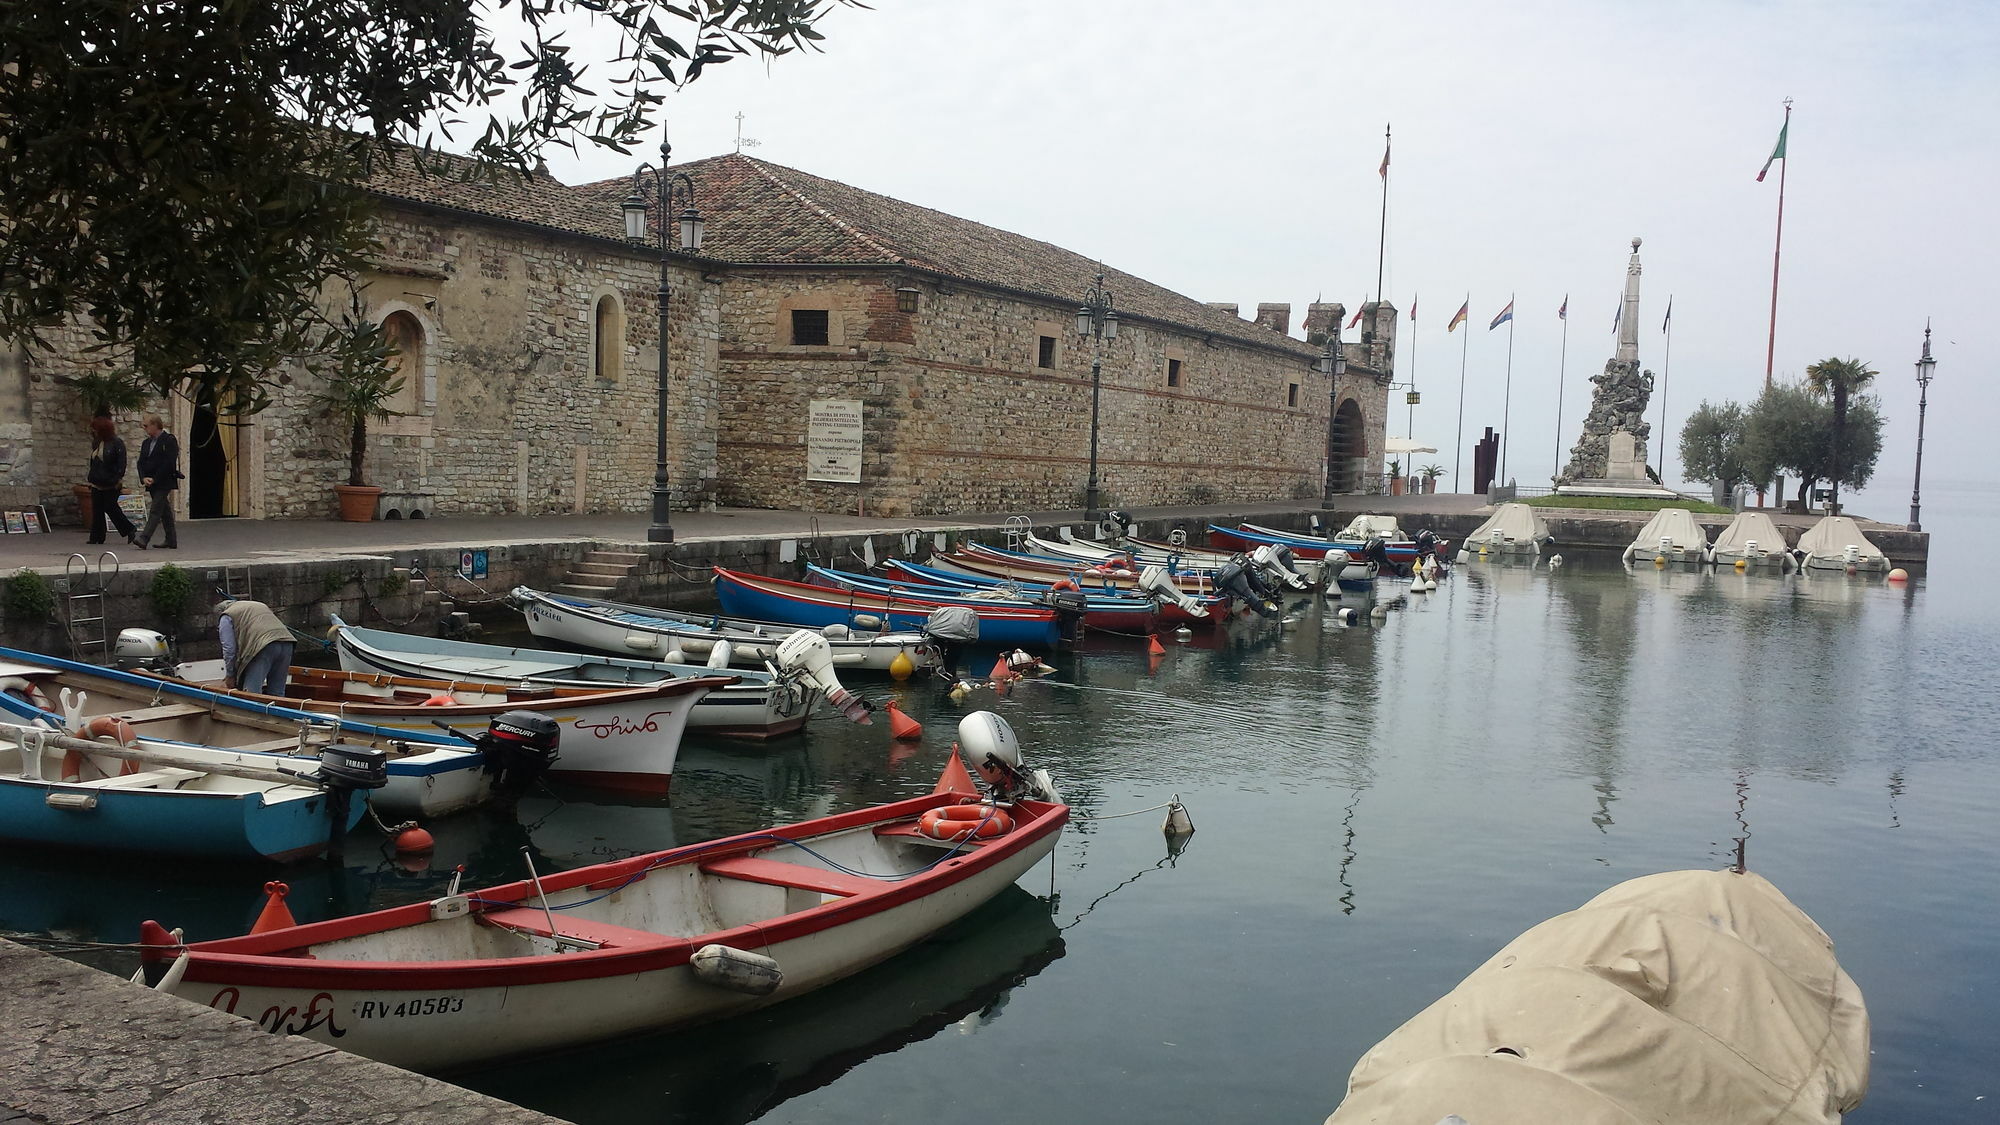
[1909,321,1936,532]
[1075,272,1118,524]
[621,138,705,543]
[1317,323,1347,506]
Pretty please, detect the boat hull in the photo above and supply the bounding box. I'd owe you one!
[0,773,360,864]
[713,569,1058,648]
[513,587,938,673]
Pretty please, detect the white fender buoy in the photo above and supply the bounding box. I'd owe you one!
[1335,607,1359,625]
[705,639,734,670]
[1548,554,1563,569]
[1163,795,1195,840]
[691,943,783,996]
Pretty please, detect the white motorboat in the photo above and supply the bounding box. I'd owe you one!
[1796,515,1891,573]
[1710,512,1798,572]
[1622,508,1711,566]
[1460,502,1550,558]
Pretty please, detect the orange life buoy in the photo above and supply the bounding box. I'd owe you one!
[419,693,457,706]
[1051,578,1080,592]
[918,804,1014,840]
[62,717,141,782]
[0,676,52,714]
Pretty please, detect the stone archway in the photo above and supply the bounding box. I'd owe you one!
[1328,398,1367,494]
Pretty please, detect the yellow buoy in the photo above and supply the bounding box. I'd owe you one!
[1735,558,1748,571]
[1654,554,1667,567]
[888,649,914,681]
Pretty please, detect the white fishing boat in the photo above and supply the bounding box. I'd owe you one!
[1710,512,1798,572]
[509,587,939,674]
[141,713,1067,1072]
[1621,507,1711,565]
[1796,515,1891,573]
[1460,502,1550,558]
[332,619,872,738]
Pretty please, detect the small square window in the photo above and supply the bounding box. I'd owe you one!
[1287,383,1300,408]
[791,309,830,346]
[1167,358,1182,387]
[1038,335,1056,369]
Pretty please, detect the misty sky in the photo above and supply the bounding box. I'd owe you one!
[533,0,1995,511]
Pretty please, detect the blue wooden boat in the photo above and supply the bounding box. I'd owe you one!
[875,558,1226,626]
[802,563,1159,633]
[712,568,1059,648]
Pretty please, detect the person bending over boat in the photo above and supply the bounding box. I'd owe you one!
[219,597,295,695]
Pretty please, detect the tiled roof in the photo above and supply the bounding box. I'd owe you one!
[363,149,1317,356]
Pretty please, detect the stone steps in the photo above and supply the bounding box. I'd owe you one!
[554,548,646,600]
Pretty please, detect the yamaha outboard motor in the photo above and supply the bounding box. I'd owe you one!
[1041,587,1090,643]
[1215,555,1281,618]
[316,743,389,860]
[923,605,981,674]
[475,710,561,796]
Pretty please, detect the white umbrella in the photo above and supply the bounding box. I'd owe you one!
[1383,437,1438,456]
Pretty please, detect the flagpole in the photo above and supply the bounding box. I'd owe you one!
[1453,295,1469,492]
[1407,295,1418,440]
[1758,97,1792,506]
[1375,124,1390,306]
[1656,298,1675,478]
[1500,294,1516,484]
[1553,302,1569,482]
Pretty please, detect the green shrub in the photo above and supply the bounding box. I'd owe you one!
[148,563,195,625]
[4,568,57,625]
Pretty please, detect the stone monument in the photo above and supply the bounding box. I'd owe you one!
[1556,238,1680,499]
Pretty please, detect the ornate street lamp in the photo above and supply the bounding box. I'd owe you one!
[1909,321,1936,532]
[1076,272,1118,524]
[1316,322,1347,506]
[621,137,705,543]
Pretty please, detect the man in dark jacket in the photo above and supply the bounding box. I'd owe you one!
[134,413,180,549]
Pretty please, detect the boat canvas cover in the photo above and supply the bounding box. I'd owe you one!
[1336,514,1404,541]
[1465,503,1547,545]
[1325,869,1869,1125]
[1625,507,1709,553]
[1713,512,1790,558]
[1795,516,1887,563]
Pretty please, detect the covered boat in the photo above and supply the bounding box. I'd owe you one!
[509,586,938,674]
[1621,507,1711,565]
[1329,514,1405,542]
[1711,511,1798,571]
[1325,868,1869,1124]
[141,712,1068,1072]
[713,567,1060,648]
[1796,516,1891,573]
[1461,502,1550,558]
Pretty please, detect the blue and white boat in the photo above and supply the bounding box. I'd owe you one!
[712,568,1060,648]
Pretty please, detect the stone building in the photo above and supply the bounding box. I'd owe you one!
[5,153,1392,523]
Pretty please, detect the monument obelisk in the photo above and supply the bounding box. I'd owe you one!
[1558,238,1663,489]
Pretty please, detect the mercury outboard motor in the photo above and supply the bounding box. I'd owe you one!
[475,710,561,796]
[317,743,389,860]
[1041,587,1090,643]
[1215,555,1281,618]
[922,605,981,674]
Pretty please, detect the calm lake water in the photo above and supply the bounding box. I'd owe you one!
[8,484,1996,1123]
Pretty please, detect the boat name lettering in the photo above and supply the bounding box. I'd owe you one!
[235,990,348,1038]
[356,995,465,1019]
[572,710,676,739]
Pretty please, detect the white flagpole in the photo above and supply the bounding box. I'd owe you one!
[1453,295,1469,491]
[1407,295,1418,440]
[1500,294,1516,484]
[1656,297,1675,478]
[1553,299,1570,482]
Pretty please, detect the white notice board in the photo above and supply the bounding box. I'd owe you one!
[806,399,864,483]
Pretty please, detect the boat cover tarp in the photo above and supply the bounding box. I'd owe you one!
[1625,507,1709,554]
[1713,512,1790,559]
[1324,869,1869,1125]
[1336,514,1404,541]
[1465,503,1548,546]
[1795,516,1887,564]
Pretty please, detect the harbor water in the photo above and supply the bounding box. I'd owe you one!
[7,484,1995,1123]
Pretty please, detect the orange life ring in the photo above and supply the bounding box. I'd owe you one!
[419,693,457,707]
[1051,578,1080,592]
[62,717,141,782]
[0,676,52,713]
[918,804,1013,840]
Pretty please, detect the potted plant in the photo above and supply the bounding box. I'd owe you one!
[1418,464,1446,494]
[313,317,405,522]
[55,369,149,526]
[1387,459,1404,496]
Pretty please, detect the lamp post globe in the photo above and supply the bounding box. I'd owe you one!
[622,137,705,544]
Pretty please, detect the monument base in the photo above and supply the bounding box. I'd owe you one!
[1555,479,1688,500]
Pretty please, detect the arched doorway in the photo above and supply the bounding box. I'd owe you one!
[186,378,238,519]
[1328,398,1367,494]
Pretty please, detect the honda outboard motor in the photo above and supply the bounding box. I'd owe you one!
[958,711,1059,803]
[1041,587,1090,644]
[1215,556,1280,618]
[475,710,561,795]
[922,605,981,674]
[317,743,389,860]
[1248,544,1311,591]
[774,630,874,723]
[111,628,174,673]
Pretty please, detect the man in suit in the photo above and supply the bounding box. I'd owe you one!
[134,413,180,549]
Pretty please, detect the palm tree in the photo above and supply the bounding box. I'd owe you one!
[1804,356,1876,514]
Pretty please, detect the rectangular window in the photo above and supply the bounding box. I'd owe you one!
[1167,358,1182,387]
[1038,336,1056,369]
[791,309,830,346]
[1287,383,1300,408]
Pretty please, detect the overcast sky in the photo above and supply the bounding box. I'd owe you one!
[538,0,1996,509]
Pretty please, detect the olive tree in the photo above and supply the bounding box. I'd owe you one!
[1742,382,1885,507]
[1678,400,1749,496]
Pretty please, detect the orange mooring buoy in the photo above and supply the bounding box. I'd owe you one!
[1148,634,1166,656]
[989,654,1016,683]
[886,700,923,741]
[395,825,436,854]
[933,748,977,795]
[250,880,297,934]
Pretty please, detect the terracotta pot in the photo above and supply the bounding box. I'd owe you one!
[1389,478,1405,496]
[334,484,384,522]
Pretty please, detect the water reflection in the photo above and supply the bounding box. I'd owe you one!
[457,887,1065,1125]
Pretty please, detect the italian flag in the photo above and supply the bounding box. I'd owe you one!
[1756,120,1788,182]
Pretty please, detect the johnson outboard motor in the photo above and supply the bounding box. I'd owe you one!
[316,742,389,860]
[475,710,561,796]
[1040,587,1090,643]
[923,605,981,674]
[1215,555,1281,618]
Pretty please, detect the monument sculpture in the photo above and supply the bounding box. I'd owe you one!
[1556,239,1678,498]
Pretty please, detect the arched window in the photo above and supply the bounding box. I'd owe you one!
[381,310,424,415]
[594,294,624,382]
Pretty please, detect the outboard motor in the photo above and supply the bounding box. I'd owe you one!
[1215,555,1280,618]
[773,630,874,723]
[958,711,1059,804]
[316,743,389,861]
[475,710,561,796]
[111,628,174,673]
[1413,530,1447,572]
[922,605,981,674]
[1248,544,1311,591]
[1040,587,1090,644]
[1137,565,1208,618]
[1361,536,1400,575]
[1102,509,1134,540]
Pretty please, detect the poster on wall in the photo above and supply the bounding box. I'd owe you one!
[805,399,864,484]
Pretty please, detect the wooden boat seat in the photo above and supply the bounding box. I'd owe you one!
[475,907,668,949]
[113,703,211,724]
[698,855,883,897]
[76,767,204,790]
